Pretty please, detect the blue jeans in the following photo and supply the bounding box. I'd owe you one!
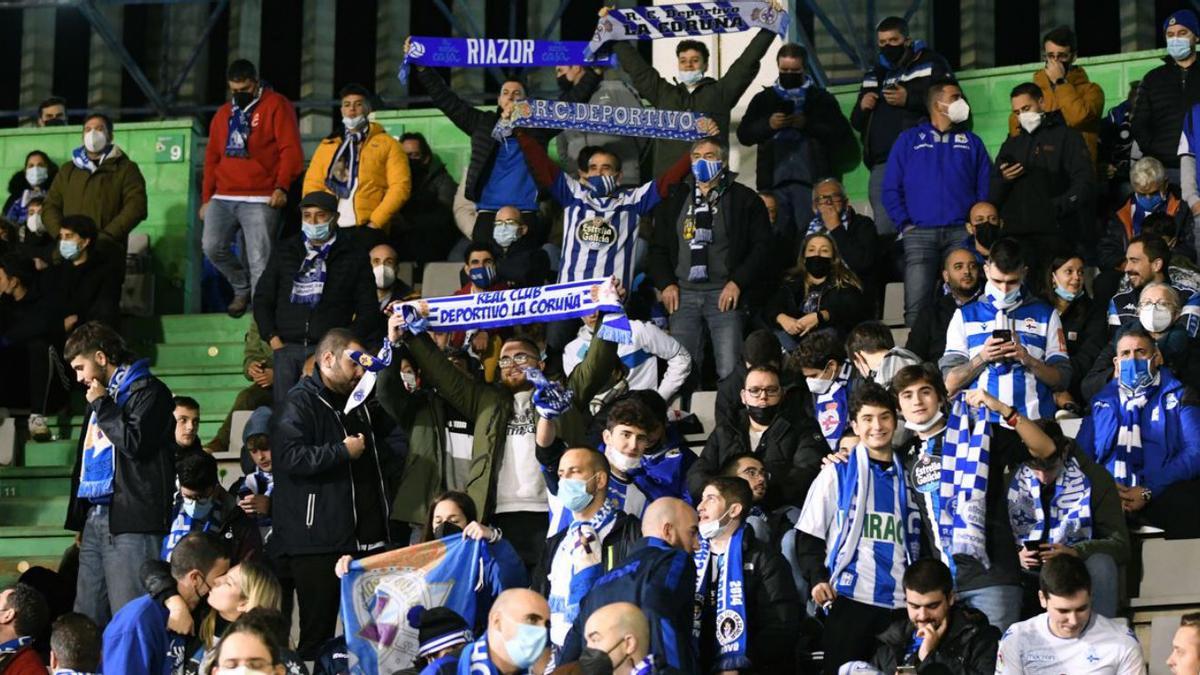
[958,583,1023,633]
[868,164,895,236]
[773,182,814,240]
[670,286,744,390]
[1085,552,1119,618]
[74,504,162,627]
[202,199,280,297]
[902,226,966,327]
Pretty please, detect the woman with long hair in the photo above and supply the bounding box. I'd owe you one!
[766,232,870,348]
[1043,250,1104,417]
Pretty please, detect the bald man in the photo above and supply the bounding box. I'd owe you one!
[965,201,1002,262]
[446,589,551,673]
[369,243,415,311]
[560,497,700,672]
[579,602,657,675]
[486,204,552,287]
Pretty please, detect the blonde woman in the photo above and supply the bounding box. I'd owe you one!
[765,232,869,347]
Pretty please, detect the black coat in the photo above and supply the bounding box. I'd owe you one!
[269,371,391,556]
[737,85,851,191]
[850,46,954,168]
[1132,56,1200,168]
[253,232,380,347]
[1053,293,1107,402]
[44,255,122,330]
[989,111,1094,237]
[65,363,176,535]
[1098,195,1196,272]
[905,292,967,363]
[870,605,1000,675]
[764,278,871,339]
[531,511,642,598]
[687,410,826,509]
[647,177,773,294]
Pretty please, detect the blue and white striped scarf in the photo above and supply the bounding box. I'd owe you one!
[291,235,335,307]
[806,205,855,237]
[161,507,214,561]
[827,445,918,586]
[692,523,750,672]
[5,188,44,224]
[71,146,109,174]
[548,501,617,648]
[325,125,366,199]
[939,395,992,568]
[1112,377,1157,486]
[772,74,812,108]
[242,470,273,527]
[225,90,262,158]
[1007,457,1092,546]
[77,360,150,501]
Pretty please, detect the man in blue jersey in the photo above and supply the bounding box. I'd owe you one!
[882,78,992,326]
[941,237,1071,422]
[795,382,918,674]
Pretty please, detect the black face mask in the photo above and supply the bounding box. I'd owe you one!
[232,91,254,109]
[556,75,573,92]
[778,72,807,89]
[43,118,68,127]
[432,522,463,539]
[974,222,1002,249]
[578,646,619,675]
[805,255,833,279]
[880,44,908,66]
[746,403,780,426]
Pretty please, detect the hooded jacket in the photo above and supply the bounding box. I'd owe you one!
[1132,56,1200,168]
[989,110,1094,237]
[303,122,412,230]
[41,146,147,257]
[850,42,954,168]
[1006,66,1105,165]
[65,359,176,535]
[869,604,1000,675]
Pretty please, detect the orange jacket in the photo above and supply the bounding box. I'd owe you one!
[1007,66,1104,166]
[303,122,411,230]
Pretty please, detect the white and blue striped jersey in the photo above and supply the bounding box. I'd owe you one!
[551,174,662,291]
[941,295,1069,423]
[546,472,647,537]
[797,460,909,609]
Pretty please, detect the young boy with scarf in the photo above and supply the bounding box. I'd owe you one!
[64,322,175,628]
[795,382,919,674]
[793,328,857,451]
[693,476,799,673]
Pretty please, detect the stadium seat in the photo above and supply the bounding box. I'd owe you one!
[422,262,462,299]
[396,261,416,289]
[688,391,718,435]
[882,282,905,327]
[1132,538,1200,608]
[1058,417,1082,439]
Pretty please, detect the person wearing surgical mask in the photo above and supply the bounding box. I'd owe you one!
[253,190,381,408]
[1101,159,1196,298]
[693,476,799,673]
[882,79,991,327]
[991,82,1093,292]
[41,112,147,274]
[448,243,506,381]
[1043,253,1103,418]
[482,205,551,289]
[302,83,411,232]
[430,589,551,674]
[4,150,57,228]
[1138,9,1200,187]
[163,452,262,564]
[793,328,857,452]
[367,242,414,313]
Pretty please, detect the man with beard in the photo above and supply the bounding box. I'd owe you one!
[905,247,980,362]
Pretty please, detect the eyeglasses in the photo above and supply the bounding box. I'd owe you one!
[814,195,845,205]
[744,386,781,398]
[498,353,537,368]
[1138,301,1175,312]
[738,467,770,480]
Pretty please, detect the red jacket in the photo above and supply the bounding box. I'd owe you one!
[0,645,45,675]
[203,88,304,201]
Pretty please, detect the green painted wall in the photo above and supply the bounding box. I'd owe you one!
[0,120,201,313]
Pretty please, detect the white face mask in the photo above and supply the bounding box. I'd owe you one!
[1140,303,1174,333]
[945,98,970,124]
[605,446,642,473]
[678,69,704,86]
[1017,110,1043,134]
[904,409,945,433]
[25,212,43,234]
[698,507,732,540]
[84,129,108,153]
[806,376,833,395]
[372,264,396,290]
[342,115,366,130]
[25,166,48,187]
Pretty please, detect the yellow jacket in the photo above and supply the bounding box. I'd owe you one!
[303,122,411,230]
[1007,66,1104,166]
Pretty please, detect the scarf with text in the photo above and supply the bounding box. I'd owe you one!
[692,523,750,671]
[500,99,713,141]
[399,37,615,85]
[827,445,917,587]
[291,234,336,307]
[325,124,366,199]
[585,1,790,58]
[226,88,263,158]
[76,359,152,501]
[1007,456,1092,546]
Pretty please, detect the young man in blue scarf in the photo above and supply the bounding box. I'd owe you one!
[694,476,799,673]
[63,322,176,628]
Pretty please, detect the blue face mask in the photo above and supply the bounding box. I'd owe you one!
[183,496,214,520]
[692,158,723,184]
[1168,36,1195,61]
[302,220,331,242]
[59,239,81,261]
[468,264,495,289]
[586,174,617,196]
[985,281,1021,308]
[1135,193,1165,212]
[1054,285,1080,302]
[556,475,595,513]
[1118,357,1155,390]
[503,618,548,670]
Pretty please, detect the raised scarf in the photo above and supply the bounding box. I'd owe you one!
[938,395,993,568]
[1007,457,1092,546]
[692,523,750,671]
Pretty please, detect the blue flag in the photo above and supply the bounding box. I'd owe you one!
[399,36,617,85]
[341,537,483,674]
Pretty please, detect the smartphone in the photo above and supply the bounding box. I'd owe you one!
[1023,541,1045,552]
[992,329,1013,342]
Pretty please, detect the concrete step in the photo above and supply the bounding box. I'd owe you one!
[159,372,249,392]
[125,314,251,345]
[154,342,245,371]
[0,466,73,498]
[0,526,78,557]
[183,387,243,417]
[0,496,71,527]
[0,556,62,589]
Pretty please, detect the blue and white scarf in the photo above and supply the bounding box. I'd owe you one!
[806,205,855,237]
[1007,457,1092,546]
[161,507,215,561]
[242,469,273,527]
[548,501,617,648]
[827,446,918,587]
[71,146,110,174]
[585,1,790,58]
[630,655,657,675]
[814,362,853,450]
[395,276,632,345]
[0,636,32,656]
[344,341,392,414]
[399,37,615,85]
[290,235,336,307]
[226,89,263,158]
[52,670,100,675]
[938,395,993,569]
[77,359,152,501]
[5,188,44,225]
[685,177,729,283]
[455,635,536,675]
[692,524,750,672]
[1112,375,1158,487]
[503,99,713,142]
[525,367,574,420]
[325,124,366,199]
[772,73,812,108]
